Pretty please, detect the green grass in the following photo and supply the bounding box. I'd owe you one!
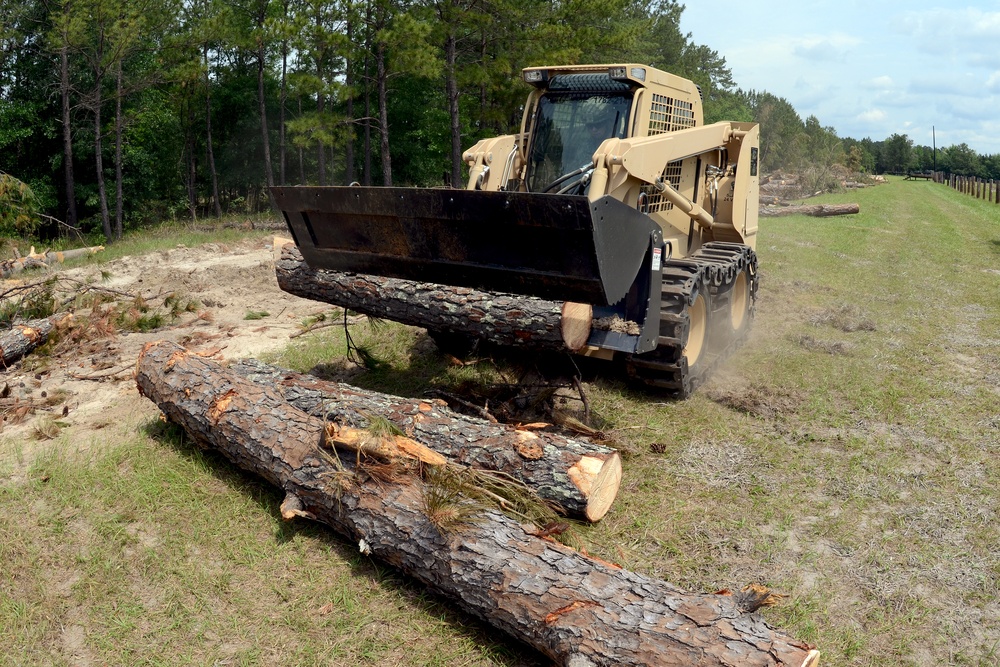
[3,178,999,665]
[261,179,999,664]
[0,423,535,666]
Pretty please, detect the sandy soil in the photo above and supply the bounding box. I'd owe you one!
[1,237,327,450]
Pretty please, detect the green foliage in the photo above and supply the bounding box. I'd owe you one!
[5,0,1000,232]
[881,133,914,174]
[941,142,980,176]
[0,279,58,327]
[0,172,43,237]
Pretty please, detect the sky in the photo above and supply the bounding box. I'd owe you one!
[679,1,1000,154]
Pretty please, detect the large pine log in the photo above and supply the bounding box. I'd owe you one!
[135,341,819,667]
[0,318,53,366]
[0,245,104,278]
[274,239,593,352]
[233,359,620,521]
[759,204,859,218]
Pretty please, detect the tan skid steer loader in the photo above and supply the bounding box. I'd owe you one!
[272,64,760,397]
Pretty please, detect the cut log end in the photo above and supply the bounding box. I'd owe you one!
[802,649,821,667]
[576,452,622,522]
[560,302,593,352]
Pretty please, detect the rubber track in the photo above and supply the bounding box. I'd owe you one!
[625,242,759,398]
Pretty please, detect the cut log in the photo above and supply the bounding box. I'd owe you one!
[273,238,592,352]
[0,245,104,278]
[135,341,819,667]
[759,204,860,218]
[232,359,621,522]
[0,318,53,366]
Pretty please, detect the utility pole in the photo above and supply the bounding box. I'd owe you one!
[932,126,937,174]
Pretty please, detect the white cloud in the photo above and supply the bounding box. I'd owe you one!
[790,33,863,61]
[857,109,887,123]
[864,76,894,90]
[986,72,1000,92]
[908,74,979,97]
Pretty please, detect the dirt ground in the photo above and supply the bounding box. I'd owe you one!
[1,237,326,454]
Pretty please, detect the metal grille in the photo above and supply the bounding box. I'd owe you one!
[640,161,684,213]
[547,73,632,93]
[648,94,695,135]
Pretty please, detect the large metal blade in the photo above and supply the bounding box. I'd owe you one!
[271,186,659,306]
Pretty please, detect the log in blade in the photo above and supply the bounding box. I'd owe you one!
[270,186,659,306]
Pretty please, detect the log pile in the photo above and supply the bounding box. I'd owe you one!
[274,239,594,352]
[136,341,820,667]
[233,359,621,521]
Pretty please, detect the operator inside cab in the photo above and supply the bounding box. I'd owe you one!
[527,80,632,195]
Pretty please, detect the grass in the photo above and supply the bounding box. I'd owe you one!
[2,178,999,665]
[0,422,534,666]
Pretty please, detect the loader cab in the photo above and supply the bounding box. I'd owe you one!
[524,73,634,195]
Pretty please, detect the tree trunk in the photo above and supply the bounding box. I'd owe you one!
[279,0,289,186]
[445,30,461,187]
[94,67,112,242]
[257,35,275,189]
[0,319,54,367]
[317,93,326,185]
[186,101,198,222]
[113,61,124,241]
[204,46,222,217]
[345,14,355,185]
[274,241,593,352]
[376,41,391,187]
[233,358,620,521]
[297,95,305,183]
[135,341,820,667]
[362,0,372,186]
[59,45,78,230]
[0,245,105,279]
[758,204,860,218]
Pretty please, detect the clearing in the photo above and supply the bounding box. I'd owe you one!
[1,177,999,666]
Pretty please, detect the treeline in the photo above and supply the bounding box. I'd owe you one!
[0,0,993,243]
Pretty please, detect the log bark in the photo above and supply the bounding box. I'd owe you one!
[273,239,592,352]
[233,359,621,521]
[1,246,105,278]
[0,318,53,367]
[759,204,859,218]
[135,341,819,667]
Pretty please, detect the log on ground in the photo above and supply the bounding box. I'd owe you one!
[0,318,53,366]
[233,358,620,521]
[1,245,104,278]
[274,239,592,352]
[135,341,820,667]
[759,204,860,218]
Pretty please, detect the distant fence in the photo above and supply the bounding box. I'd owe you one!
[907,171,1000,204]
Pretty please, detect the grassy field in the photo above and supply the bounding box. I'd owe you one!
[2,178,998,665]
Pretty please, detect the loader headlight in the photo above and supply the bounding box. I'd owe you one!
[610,66,646,83]
[523,69,547,85]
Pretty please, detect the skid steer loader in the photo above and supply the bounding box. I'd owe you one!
[272,64,759,397]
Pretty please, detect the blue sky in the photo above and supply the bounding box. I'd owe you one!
[680,1,1000,154]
